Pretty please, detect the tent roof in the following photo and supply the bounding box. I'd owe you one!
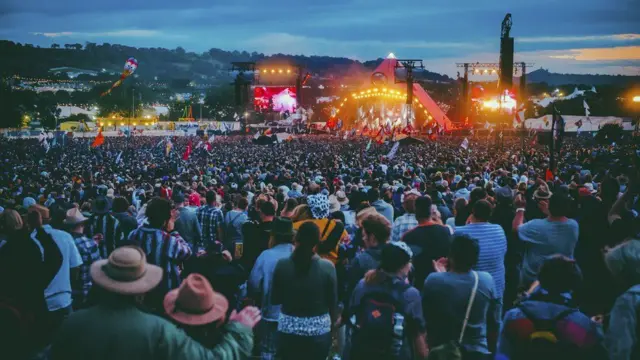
[369,55,452,129]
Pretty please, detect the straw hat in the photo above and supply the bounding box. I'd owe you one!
[90,246,163,295]
[164,273,229,326]
[335,191,349,205]
[63,208,89,225]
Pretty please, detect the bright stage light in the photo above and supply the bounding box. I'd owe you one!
[367,89,371,93]
[634,96,640,103]
[263,69,267,73]
[132,123,137,126]
[483,99,500,110]
[278,69,283,73]
[287,69,291,73]
[382,88,387,92]
[271,69,275,73]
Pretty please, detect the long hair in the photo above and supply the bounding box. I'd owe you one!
[290,204,313,223]
[291,222,320,275]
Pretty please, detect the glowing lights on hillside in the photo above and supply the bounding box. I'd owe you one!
[351,88,407,100]
[258,68,293,74]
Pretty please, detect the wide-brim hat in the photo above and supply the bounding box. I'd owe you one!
[335,191,349,205]
[92,196,112,215]
[533,185,552,200]
[269,217,296,236]
[90,246,163,295]
[63,208,89,225]
[164,273,228,326]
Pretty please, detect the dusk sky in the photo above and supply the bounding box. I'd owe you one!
[2,0,639,76]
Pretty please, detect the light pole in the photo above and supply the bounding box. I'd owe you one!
[633,96,640,135]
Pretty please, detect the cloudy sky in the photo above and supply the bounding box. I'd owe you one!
[1,0,638,76]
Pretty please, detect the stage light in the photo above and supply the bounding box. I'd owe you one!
[424,110,427,114]
[340,103,344,107]
[382,88,387,92]
[132,123,137,126]
[278,69,283,73]
[634,96,640,103]
[360,91,365,95]
[120,122,125,126]
[271,69,275,73]
[352,93,356,97]
[145,122,149,126]
[419,104,423,108]
[287,69,291,73]
[108,122,112,126]
[491,69,497,74]
[336,109,340,113]
[367,89,371,93]
[428,115,433,120]
[373,88,378,92]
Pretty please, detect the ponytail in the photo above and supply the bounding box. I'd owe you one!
[291,222,320,275]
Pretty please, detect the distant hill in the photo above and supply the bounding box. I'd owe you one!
[526,68,640,86]
[0,40,452,84]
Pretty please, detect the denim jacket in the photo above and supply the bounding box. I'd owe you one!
[248,243,294,321]
[606,284,640,360]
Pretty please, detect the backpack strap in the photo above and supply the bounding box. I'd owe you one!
[317,220,345,255]
[459,271,479,343]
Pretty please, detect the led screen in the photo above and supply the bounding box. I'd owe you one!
[253,86,297,113]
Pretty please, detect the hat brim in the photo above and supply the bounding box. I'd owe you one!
[90,260,163,295]
[337,198,349,205]
[63,218,88,225]
[163,288,228,326]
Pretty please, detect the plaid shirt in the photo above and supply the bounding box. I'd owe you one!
[86,213,125,258]
[196,205,224,250]
[391,213,418,242]
[70,232,101,308]
[128,226,192,294]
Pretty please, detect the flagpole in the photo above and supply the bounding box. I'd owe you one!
[550,108,556,173]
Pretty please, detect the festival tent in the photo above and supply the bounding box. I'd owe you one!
[369,54,452,129]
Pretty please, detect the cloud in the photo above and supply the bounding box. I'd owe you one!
[519,33,640,43]
[543,46,640,61]
[31,29,165,38]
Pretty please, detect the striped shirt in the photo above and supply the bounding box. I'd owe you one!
[86,214,125,259]
[455,223,507,298]
[128,227,192,294]
[391,213,418,242]
[196,205,224,251]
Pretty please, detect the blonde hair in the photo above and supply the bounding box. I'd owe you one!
[290,204,313,223]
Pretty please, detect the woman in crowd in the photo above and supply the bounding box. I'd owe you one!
[271,222,339,360]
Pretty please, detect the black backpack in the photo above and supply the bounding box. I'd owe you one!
[350,281,411,360]
[517,304,578,360]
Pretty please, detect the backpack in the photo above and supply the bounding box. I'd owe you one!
[350,280,411,360]
[516,304,577,360]
[427,271,479,360]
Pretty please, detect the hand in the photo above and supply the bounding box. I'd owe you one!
[433,257,448,273]
[514,194,526,208]
[92,233,104,245]
[538,199,550,216]
[229,306,261,329]
[222,250,233,262]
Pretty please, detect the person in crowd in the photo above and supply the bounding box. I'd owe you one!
[287,183,303,199]
[423,234,500,359]
[496,255,606,360]
[391,191,418,243]
[490,186,519,310]
[347,212,391,297]
[242,198,276,272]
[455,199,507,314]
[348,242,428,360]
[604,239,640,360]
[223,196,249,257]
[128,197,192,310]
[248,217,296,360]
[401,196,452,288]
[86,196,125,258]
[196,190,225,252]
[28,205,83,343]
[173,191,203,252]
[280,198,298,219]
[63,208,101,309]
[368,188,394,224]
[111,196,138,239]
[0,209,63,358]
[272,222,338,360]
[50,246,257,360]
[446,197,469,228]
[292,193,350,265]
[513,192,579,290]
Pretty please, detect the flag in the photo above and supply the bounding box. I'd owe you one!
[208,134,215,144]
[514,109,525,124]
[233,113,239,120]
[91,130,105,148]
[543,116,550,128]
[182,141,192,160]
[575,119,583,129]
[343,132,348,140]
[41,139,50,153]
[366,139,372,151]
[545,169,554,181]
[584,100,590,117]
[165,140,173,156]
[264,128,273,136]
[499,131,503,139]
[206,142,213,152]
[115,151,123,164]
[386,142,400,159]
[484,121,490,129]
[253,132,260,140]
[460,137,469,150]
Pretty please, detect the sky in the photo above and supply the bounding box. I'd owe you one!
[1,0,639,76]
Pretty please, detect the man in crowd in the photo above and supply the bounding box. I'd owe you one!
[196,190,225,252]
[86,196,125,258]
[173,191,202,252]
[391,190,419,242]
[368,188,394,224]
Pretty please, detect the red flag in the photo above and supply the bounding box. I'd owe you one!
[182,141,192,160]
[545,169,554,181]
[206,142,212,151]
[91,130,104,148]
[264,128,273,136]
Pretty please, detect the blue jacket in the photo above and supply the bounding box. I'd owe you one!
[606,284,640,360]
[371,200,394,224]
[248,243,294,321]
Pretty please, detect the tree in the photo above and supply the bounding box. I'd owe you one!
[51,43,60,49]
[55,90,72,105]
[175,46,186,56]
[35,91,61,129]
[595,123,624,145]
[0,83,27,128]
[73,43,83,50]
[64,44,72,49]
[64,113,91,123]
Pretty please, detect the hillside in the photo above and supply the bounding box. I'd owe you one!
[526,68,640,86]
[0,40,452,84]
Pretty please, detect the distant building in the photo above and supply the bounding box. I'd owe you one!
[49,67,99,78]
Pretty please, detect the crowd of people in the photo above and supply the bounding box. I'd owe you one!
[0,133,638,360]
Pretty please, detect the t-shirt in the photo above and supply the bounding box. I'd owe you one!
[455,223,508,298]
[349,276,426,360]
[422,271,501,354]
[517,218,579,287]
[31,225,82,311]
[401,224,451,288]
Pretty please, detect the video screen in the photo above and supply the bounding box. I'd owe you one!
[253,86,297,113]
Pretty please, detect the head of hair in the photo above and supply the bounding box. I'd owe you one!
[283,198,298,212]
[290,204,313,222]
[453,197,467,215]
[205,190,216,205]
[330,211,345,223]
[379,243,411,274]
[472,199,492,222]
[236,196,249,210]
[146,197,172,228]
[292,222,320,274]
[402,194,417,214]
[259,200,276,217]
[415,196,433,220]
[112,197,130,213]
[367,188,381,202]
[538,255,582,294]
[449,234,479,272]
[548,193,571,217]
[605,240,640,288]
[362,213,391,245]
[470,187,487,204]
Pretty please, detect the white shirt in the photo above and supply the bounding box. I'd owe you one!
[31,225,82,311]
